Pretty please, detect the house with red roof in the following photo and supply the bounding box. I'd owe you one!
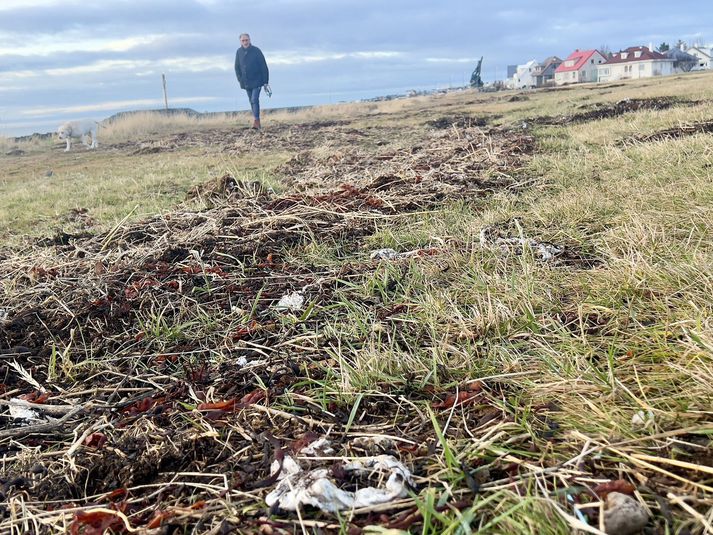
[554,49,607,85]
[598,46,675,82]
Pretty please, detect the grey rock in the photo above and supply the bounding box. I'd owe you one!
[604,492,649,535]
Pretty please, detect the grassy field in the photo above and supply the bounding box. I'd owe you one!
[1,72,712,534]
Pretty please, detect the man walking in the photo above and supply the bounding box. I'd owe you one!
[234,33,269,129]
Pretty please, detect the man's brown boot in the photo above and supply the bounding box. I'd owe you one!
[252,119,261,129]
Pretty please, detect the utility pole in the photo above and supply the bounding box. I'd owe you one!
[162,73,168,110]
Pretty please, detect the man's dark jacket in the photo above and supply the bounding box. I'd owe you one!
[234,45,269,90]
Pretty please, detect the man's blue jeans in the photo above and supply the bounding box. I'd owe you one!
[246,87,261,120]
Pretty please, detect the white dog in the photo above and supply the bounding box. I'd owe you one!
[57,120,98,151]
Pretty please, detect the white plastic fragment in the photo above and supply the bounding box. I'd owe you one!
[631,410,654,429]
[370,247,439,261]
[275,291,304,312]
[277,455,302,478]
[370,248,400,260]
[265,454,414,513]
[0,308,9,322]
[232,356,268,368]
[299,437,335,456]
[7,398,40,421]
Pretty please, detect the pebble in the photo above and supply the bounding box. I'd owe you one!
[604,492,649,535]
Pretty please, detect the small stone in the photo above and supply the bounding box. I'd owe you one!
[604,492,649,535]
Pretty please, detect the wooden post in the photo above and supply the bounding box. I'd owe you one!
[162,73,168,110]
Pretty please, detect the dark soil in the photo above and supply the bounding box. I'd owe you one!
[531,96,698,126]
[621,119,713,144]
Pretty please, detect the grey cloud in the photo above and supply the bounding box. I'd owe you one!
[0,0,210,34]
[1,0,712,135]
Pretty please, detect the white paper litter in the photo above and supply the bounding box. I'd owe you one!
[495,238,560,261]
[299,437,335,456]
[265,454,414,513]
[7,398,40,421]
[370,248,401,260]
[278,455,303,477]
[275,292,304,312]
[0,308,9,322]
[479,227,562,261]
[370,247,438,261]
[232,356,268,368]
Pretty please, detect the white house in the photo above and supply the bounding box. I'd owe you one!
[598,46,675,82]
[554,49,607,85]
[665,48,700,72]
[687,46,713,70]
[510,60,540,89]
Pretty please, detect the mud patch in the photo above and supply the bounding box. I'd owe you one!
[532,97,697,126]
[109,120,381,159]
[276,126,535,203]
[130,141,178,155]
[36,229,93,247]
[621,120,713,144]
[426,115,488,129]
[186,173,271,203]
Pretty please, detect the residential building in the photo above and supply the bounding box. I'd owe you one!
[554,49,607,85]
[664,48,699,72]
[687,46,713,69]
[533,56,563,87]
[598,46,675,82]
[512,60,540,89]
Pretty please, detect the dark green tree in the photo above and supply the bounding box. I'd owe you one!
[657,42,670,52]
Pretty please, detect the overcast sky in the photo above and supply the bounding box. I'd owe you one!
[1,0,711,136]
